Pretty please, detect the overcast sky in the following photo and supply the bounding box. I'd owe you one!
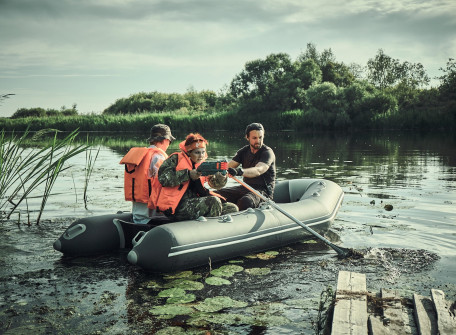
[0,0,455,117]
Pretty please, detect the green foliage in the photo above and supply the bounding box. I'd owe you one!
[367,49,429,90]
[11,105,78,119]
[438,58,456,100]
[2,44,455,131]
[0,129,89,224]
[102,90,222,115]
[305,82,342,114]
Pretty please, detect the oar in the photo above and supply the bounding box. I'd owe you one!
[230,175,358,259]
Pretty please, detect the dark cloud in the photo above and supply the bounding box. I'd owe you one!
[0,0,297,23]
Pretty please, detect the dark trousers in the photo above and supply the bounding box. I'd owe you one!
[215,185,268,211]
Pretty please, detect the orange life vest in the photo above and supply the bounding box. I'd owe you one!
[150,152,195,214]
[150,141,226,215]
[119,147,167,203]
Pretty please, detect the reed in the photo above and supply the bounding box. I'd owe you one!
[0,128,90,224]
[83,137,100,210]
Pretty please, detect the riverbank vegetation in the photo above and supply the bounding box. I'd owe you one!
[0,129,89,224]
[1,44,455,132]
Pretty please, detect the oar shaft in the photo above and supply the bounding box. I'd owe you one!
[230,176,348,257]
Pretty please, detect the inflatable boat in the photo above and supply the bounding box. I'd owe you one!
[53,178,344,272]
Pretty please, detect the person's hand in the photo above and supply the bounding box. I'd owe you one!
[214,171,227,183]
[228,167,243,176]
[189,169,201,180]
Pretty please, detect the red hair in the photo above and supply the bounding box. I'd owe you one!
[184,133,208,152]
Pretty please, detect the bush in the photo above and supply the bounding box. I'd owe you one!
[12,107,47,119]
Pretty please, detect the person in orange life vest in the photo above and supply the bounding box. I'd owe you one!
[120,124,175,224]
[152,133,238,221]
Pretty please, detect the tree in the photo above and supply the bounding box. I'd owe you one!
[305,82,344,115]
[229,53,298,111]
[367,49,402,89]
[298,43,356,87]
[438,58,456,99]
[11,107,47,118]
[367,49,429,90]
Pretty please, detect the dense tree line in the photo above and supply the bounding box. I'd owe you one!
[2,44,455,130]
[10,104,78,119]
[102,89,231,115]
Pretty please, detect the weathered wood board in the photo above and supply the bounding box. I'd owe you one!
[331,271,368,335]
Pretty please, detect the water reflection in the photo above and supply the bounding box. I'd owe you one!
[1,130,455,334]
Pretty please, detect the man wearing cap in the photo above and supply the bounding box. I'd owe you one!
[119,124,175,223]
[215,123,276,210]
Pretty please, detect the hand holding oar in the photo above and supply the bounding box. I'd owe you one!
[229,174,361,259]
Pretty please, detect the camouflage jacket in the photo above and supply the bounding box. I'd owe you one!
[157,154,227,202]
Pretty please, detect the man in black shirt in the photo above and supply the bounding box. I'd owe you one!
[216,123,276,210]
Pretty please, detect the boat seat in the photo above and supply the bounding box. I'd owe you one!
[273,180,292,203]
[274,179,317,203]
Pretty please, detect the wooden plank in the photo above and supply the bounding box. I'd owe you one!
[413,293,438,335]
[381,288,407,334]
[431,289,456,335]
[331,271,368,335]
[368,315,389,335]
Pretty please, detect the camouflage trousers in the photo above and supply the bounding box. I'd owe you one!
[174,196,239,221]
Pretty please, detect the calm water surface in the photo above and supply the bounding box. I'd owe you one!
[1,131,455,334]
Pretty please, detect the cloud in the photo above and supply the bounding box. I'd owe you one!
[0,0,455,116]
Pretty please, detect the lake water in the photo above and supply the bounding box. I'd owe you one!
[1,130,455,334]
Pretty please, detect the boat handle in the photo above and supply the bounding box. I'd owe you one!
[63,224,86,240]
[220,215,233,223]
[132,231,146,247]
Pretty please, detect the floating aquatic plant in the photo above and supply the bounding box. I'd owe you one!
[149,304,194,317]
[144,280,163,289]
[163,270,196,280]
[194,296,247,313]
[188,312,249,327]
[245,267,271,276]
[228,259,244,264]
[256,251,279,260]
[158,288,186,298]
[163,279,204,291]
[210,264,244,278]
[244,250,279,260]
[166,294,196,304]
[205,276,231,286]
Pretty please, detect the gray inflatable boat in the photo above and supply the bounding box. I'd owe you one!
[53,178,344,272]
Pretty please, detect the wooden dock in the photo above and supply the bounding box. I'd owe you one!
[330,271,456,335]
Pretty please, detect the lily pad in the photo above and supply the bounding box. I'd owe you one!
[257,251,279,260]
[210,264,244,277]
[228,259,244,264]
[149,304,194,317]
[194,296,248,313]
[245,267,271,276]
[158,288,186,298]
[163,279,204,291]
[144,280,163,289]
[205,276,231,286]
[167,293,196,304]
[163,271,200,281]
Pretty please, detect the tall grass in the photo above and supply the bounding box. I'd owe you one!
[0,128,89,224]
[83,138,100,210]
